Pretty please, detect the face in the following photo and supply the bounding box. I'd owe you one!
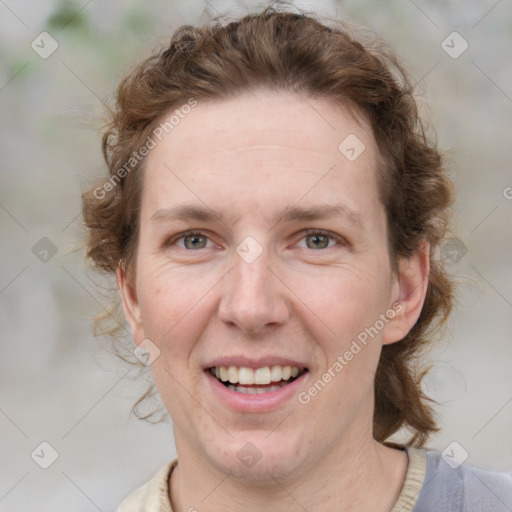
[118,89,428,482]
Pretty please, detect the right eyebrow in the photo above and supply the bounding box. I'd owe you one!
[150,205,225,223]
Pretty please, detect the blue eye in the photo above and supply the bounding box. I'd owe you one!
[300,229,343,250]
[174,231,212,250]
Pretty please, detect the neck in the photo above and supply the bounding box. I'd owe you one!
[169,429,408,512]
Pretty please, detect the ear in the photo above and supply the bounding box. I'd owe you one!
[382,240,430,345]
[117,260,145,344]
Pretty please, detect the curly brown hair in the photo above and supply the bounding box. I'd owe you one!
[82,4,455,447]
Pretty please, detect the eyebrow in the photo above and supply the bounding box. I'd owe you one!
[150,203,362,228]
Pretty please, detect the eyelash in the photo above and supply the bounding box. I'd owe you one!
[166,229,346,251]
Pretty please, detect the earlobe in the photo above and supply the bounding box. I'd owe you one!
[382,240,430,345]
[116,260,144,343]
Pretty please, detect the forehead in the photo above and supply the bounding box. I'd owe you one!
[141,90,382,227]
[154,89,374,159]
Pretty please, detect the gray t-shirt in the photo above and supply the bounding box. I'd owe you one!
[413,449,512,511]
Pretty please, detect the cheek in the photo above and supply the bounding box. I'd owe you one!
[136,275,183,351]
[136,267,213,362]
[137,260,184,326]
[295,264,390,339]
[297,264,391,401]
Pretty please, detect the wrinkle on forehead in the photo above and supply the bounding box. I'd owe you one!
[173,145,330,159]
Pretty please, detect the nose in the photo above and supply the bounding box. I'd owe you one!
[217,244,291,334]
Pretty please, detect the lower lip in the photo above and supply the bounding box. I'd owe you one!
[205,371,308,413]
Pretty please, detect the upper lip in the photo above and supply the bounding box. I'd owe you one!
[204,356,308,370]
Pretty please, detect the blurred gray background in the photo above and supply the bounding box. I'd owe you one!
[1,0,511,510]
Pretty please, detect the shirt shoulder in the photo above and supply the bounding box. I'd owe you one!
[116,459,177,512]
[414,449,512,512]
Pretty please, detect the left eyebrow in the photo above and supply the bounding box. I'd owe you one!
[272,203,362,227]
[150,202,362,228]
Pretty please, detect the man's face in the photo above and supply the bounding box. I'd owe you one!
[120,90,407,481]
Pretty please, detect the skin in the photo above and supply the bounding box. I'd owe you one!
[118,89,430,511]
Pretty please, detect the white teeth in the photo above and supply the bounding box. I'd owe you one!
[212,364,302,386]
[270,365,282,382]
[227,384,285,394]
[238,367,254,385]
[227,365,238,384]
[254,367,271,385]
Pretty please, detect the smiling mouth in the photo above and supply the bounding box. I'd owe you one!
[208,365,308,394]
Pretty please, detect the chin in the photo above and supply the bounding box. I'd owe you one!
[206,430,309,483]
